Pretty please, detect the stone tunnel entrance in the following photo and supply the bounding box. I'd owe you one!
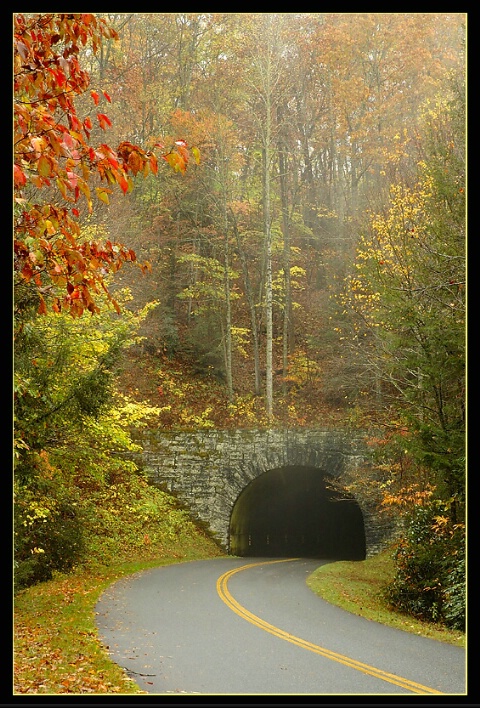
[228,466,366,560]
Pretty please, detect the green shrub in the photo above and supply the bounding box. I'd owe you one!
[442,551,466,631]
[79,468,202,566]
[385,500,465,630]
[14,490,84,591]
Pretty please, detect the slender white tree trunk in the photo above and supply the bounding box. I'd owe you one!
[223,192,234,402]
[264,63,273,420]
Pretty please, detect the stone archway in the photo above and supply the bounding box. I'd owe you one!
[135,427,394,556]
[228,466,366,560]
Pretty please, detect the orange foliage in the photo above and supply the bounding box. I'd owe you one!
[381,482,435,510]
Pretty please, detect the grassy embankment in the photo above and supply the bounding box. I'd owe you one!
[14,498,464,695]
[306,551,465,648]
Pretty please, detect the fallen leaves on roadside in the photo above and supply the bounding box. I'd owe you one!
[14,574,145,694]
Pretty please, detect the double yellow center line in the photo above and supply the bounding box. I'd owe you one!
[216,559,443,695]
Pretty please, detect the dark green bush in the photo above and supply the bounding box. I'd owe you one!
[385,500,465,630]
[442,550,466,631]
[14,492,84,591]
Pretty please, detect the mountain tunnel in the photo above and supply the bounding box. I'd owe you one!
[229,466,366,560]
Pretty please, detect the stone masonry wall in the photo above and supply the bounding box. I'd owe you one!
[131,428,397,557]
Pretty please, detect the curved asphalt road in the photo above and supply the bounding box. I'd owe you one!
[94,557,466,696]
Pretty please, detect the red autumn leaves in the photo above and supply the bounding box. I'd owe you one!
[14,13,199,317]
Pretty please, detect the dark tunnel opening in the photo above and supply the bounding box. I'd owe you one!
[229,466,366,560]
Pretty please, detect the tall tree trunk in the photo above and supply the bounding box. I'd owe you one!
[277,104,292,395]
[264,173,273,419]
[263,128,273,419]
[222,193,234,402]
[258,15,277,420]
[242,12,287,416]
[294,95,317,236]
[174,14,202,111]
[231,213,262,396]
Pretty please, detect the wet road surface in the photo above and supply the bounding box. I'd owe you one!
[94,557,466,696]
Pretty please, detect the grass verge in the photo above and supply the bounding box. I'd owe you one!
[306,548,465,648]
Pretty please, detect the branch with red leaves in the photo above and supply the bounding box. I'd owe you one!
[14,13,199,317]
